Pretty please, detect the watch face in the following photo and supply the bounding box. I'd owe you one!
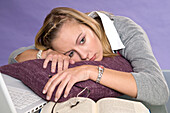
[101,66,104,69]
[99,65,104,69]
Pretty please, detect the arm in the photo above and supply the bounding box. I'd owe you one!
[8,44,75,73]
[113,16,169,105]
[15,49,39,63]
[43,60,137,102]
[89,66,137,98]
[8,44,37,64]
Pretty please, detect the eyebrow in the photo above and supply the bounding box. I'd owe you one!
[63,32,82,55]
[76,32,82,44]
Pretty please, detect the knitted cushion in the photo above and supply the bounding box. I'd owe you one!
[0,56,132,102]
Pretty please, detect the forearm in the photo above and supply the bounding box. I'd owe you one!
[8,45,37,64]
[15,49,38,62]
[88,65,137,98]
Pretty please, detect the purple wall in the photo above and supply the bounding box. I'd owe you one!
[0,0,170,69]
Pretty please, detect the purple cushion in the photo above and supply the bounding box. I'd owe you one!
[0,56,133,102]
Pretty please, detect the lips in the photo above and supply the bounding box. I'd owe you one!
[90,54,96,61]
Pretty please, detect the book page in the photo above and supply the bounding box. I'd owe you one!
[96,98,149,113]
[41,97,96,113]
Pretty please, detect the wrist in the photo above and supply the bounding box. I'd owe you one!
[37,50,43,59]
[41,49,53,59]
[87,65,98,81]
[41,50,47,59]
[96,65,104,83]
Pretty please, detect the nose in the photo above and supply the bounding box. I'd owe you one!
[76,48,89,60]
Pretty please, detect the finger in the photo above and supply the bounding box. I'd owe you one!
[46,79,61,100]
[69,59,75,64]
[63,57,70,70]
[51,55,57,73]
[57,55,63,73]
[64,79,75,98]
[42,73,60,94]
[54,75,70,101]
[46,73,67,100]
[43,54,53,68]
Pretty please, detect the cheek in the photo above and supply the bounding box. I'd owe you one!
[90,38,101,50]
[71,53,82,62]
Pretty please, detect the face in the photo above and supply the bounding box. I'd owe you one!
[51,20,103,62]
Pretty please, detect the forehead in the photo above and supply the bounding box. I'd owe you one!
[51,20,83,53]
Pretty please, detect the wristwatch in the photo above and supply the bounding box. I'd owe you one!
[96,65,104,83]
[37,50,43,59]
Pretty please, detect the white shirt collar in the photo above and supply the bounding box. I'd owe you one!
[88,11,125,52]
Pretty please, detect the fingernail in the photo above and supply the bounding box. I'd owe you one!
[64,94,67,98]
[46,96,50,100]
[42,90,46,94]
[52,69,55,73]
[54,97,58,102]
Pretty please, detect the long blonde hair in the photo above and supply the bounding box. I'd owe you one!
[35,7,117,57]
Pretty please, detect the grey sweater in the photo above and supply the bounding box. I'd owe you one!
[8,15,169,107]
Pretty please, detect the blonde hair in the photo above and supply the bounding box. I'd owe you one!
[35,7,117,57]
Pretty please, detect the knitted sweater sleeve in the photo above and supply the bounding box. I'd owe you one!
[113,16,169,105]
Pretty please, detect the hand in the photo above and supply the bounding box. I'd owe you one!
[42,65,93,102]
[41,49,75,73]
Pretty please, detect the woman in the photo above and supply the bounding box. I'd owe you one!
[9,7,169,106]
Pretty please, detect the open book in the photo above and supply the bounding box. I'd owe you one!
[40,97,150,113]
